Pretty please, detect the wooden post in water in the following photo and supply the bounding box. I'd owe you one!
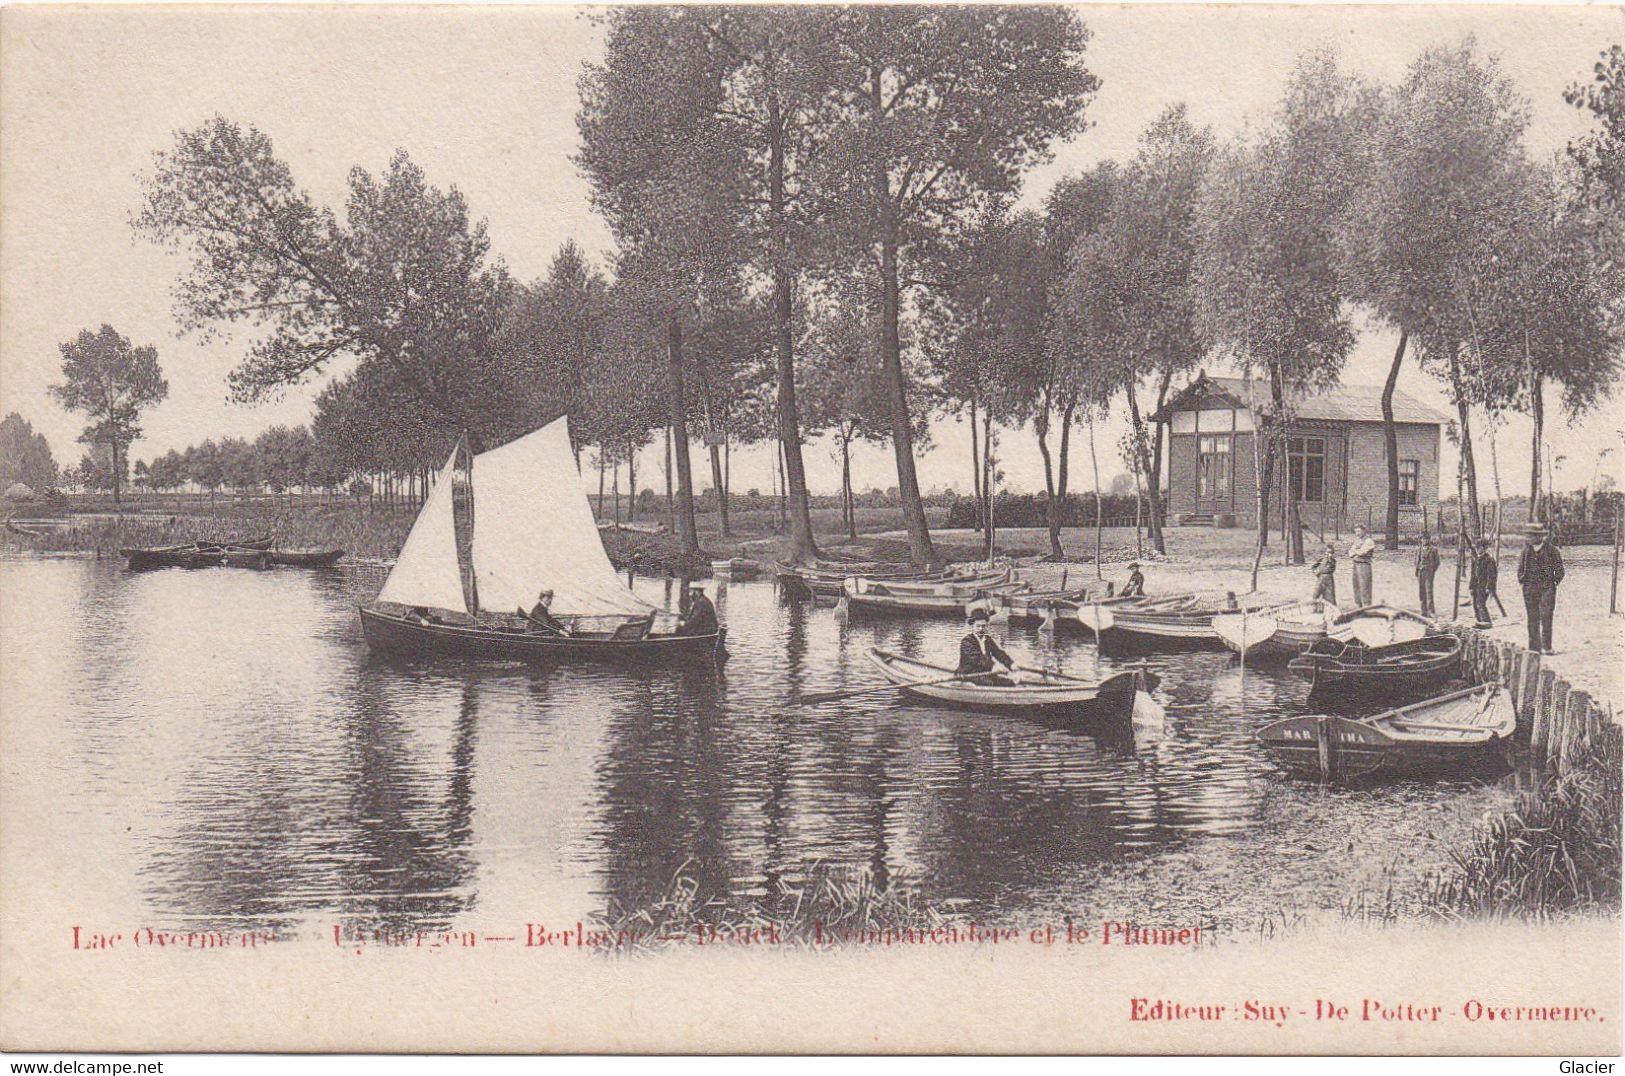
[1516,650,1542,737]
[1546,678,1572,769]
[1560,688,1593,774]
[1531,668,1557,757]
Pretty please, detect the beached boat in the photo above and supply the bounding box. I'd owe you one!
[1256,682,1515,779]
[269,548,345,568]
[1286,632,1462,695]
[1213,600,1340,660]
[359,418,723,663]
[865,647,1160,729]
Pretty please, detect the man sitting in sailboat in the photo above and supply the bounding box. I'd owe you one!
[521,588,570,635]
[679,587,718,637]
[957,607,1017,685]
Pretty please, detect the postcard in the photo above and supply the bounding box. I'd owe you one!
[1,3,1620,1055]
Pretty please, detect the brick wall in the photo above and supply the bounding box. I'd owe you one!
[1343,422,1440,535]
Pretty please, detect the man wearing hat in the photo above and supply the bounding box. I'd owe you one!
[1121,562,1146,598]
[957,607,1016,685]
[1468,537,1497,629]
[1414,532,1441,617]
[1516,522,1564,654]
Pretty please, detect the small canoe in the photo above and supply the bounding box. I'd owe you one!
[270,548,345,567]
[1327,604,1435,648]
[1286,633,1462,695]
[865,647,1159,728]
[1256,682,1515,779]
[1213,600,1340,660]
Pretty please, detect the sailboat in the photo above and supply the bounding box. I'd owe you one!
[359,417,725,661]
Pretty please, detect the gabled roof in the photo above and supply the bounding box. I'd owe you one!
[1149,373,1450,425]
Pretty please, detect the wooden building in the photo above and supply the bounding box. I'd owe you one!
[1150,373,1449,535]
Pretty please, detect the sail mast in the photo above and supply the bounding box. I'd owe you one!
[451,432,479,615]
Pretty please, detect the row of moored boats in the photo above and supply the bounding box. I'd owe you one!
[773,558,1514,780]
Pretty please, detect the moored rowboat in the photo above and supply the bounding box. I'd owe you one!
[1286,632,1462,695]
[864,647,1159,729]
[1256,682,1515,778]
[1213,600,1340,660]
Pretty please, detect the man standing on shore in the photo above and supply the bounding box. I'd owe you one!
[1349,525,1376,608]
[1516,523,1564,655]
[1414,533,1440,617]
[1469,537,1497,629]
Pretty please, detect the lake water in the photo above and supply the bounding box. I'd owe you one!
[0,557,1523,943]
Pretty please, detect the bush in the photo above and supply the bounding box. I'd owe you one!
[944,492,1164,529]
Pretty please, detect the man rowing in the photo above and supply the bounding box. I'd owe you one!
[957,606,1016,686]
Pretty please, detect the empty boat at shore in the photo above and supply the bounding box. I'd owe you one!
[1256,682,1515,779]
[1213,600,1340,661]
[1287,632,1462,695]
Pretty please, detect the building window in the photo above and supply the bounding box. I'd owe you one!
[1197,435,1230,499]
[1398,459,1419,507]
[1287,436,1326,503]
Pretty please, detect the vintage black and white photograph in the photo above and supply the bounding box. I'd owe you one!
[0,2,1620,1057]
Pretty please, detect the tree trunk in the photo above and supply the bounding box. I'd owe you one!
[768,99,819,565]
[1251,420,1276,592]
[1053,398,1075,560]
[664,425,674,533]
[1381,331,1408,550]
[969,395,982,505]
[1146,370,1172,554]
[842,433,857,541]
[597,450,606,521]
[1088,410,1103,579]
[870,76,936,568]
[111,440,121,506]
[1035,402,1060,560]
[981,410,996,563]
[1124,387,1165,554]
[666,314,699,556]
[709,441,729,537]
[627,438,637,521]
[1447,342,1482,539]
[1529,361,1544,523]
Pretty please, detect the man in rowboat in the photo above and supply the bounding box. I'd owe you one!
[957,607,1017,686]
[521,588,570,635]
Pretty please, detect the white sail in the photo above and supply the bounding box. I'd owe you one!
[376,446,469,613]
[471,417,655,617]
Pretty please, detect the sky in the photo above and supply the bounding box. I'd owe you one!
[2,3,1623,500]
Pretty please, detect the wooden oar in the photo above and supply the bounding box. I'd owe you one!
[799,670,996,706]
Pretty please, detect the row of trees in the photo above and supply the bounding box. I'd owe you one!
[123,15,1621,571]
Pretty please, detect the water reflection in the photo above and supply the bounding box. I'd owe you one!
[2,558,1518,938]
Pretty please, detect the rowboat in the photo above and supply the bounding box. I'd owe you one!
[840,567,1026,618]
[359,418,723,663]
[995,584,1116,627]
[1213,600,1340,660]
[775,561,952,598]
[1256,682,1515,779]
[1095,593,1281,651]
[1286,633,1462,695]
[122,541,273,569]
[219,546,271,569]
[1326,604,1436,647]
[865,647,1160,729]
[269,548,345,568]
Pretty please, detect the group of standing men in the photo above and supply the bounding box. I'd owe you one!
[1311,522,1565,655]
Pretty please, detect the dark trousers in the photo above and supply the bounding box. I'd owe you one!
[1471,586,1491,626]
[1313,575,1336,604]
[1417,572,1436,617]
[1523,586,1557,651]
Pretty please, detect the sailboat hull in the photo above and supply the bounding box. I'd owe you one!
[359,606,724,663]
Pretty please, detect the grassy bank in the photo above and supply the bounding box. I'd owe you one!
[1418,726,1622,921]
